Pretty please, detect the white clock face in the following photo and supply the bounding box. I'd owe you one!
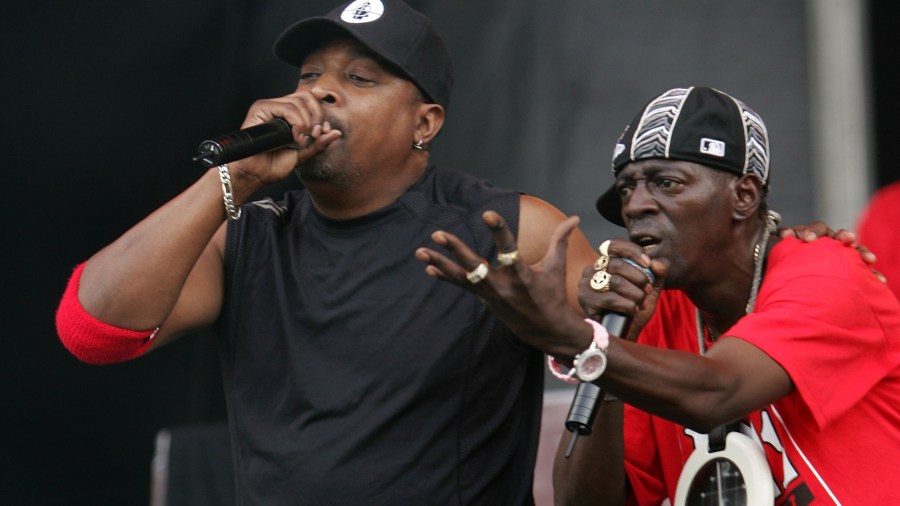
[577,350,607,381]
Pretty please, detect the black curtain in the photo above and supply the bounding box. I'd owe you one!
[868,0,898,187]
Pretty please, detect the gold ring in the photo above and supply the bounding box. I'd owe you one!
[593,255,609,271]
[590,270,612,292]
[497,250,520,266]
[598,239,612,257]
[466,262,489,284]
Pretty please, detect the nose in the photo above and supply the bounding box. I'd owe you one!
[315,89,337,104]
[622,181,659,221]
[302,72,340,105]
[310,85,338,105]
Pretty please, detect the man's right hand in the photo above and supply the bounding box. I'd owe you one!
[576,239,666,341]
[228,91,343,199]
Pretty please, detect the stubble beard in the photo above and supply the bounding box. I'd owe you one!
[294,141,361,191]
[653,246,689,290]
[297,157,338,183]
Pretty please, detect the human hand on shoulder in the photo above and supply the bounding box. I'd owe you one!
[778,220,884,279]
[779,220,887,283]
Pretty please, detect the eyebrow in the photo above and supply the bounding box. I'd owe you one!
[618,165,668,182]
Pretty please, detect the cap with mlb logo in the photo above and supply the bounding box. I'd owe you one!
[597,86,770,226]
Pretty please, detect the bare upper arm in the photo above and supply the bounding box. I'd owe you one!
[517,194,597,314]
[148,223,227,349]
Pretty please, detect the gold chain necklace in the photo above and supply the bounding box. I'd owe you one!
[696,210,781,354]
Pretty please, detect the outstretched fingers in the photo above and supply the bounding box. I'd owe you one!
[482,211,524,270]
[416,230,486,288]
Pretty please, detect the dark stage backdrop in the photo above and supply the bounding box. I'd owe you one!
[2,0,824,504]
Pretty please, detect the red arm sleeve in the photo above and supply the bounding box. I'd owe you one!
[55,263,157,365]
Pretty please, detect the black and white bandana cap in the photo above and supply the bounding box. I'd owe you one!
[597,86,770,226]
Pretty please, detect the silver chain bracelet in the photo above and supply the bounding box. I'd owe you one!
[217,164,242,221]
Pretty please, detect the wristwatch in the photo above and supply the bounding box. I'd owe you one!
[572,319,610,382]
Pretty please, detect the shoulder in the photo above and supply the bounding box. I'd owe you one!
[407,165,521,232]
[862,180,900,216]
[519,194,570,229]
[517,194,597,269]
[418,165,517,198]
[429,167,519,220]
[759,236,900,323]
[517,193,582,246]
[856,181,900,249]
[768,236,865,281]
[517,194,568,242]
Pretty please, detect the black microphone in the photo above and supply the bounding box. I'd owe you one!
[564,259,654,458]
[192,118,295,167]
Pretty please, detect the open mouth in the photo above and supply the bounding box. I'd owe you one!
[631,234,661,253]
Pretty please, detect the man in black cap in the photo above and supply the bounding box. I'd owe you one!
[55,0,597,503]
[417,86,900,505]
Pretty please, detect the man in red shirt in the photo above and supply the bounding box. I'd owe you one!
[856,180,900,300]
[418,86,900,505]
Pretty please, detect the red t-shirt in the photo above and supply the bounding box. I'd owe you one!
[624,237,900,505]
[856,180,900,301]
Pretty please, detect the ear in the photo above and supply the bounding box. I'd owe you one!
[732,174,763,222]
[414,103,445,146]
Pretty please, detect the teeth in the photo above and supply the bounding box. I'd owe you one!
[634,236,658,252]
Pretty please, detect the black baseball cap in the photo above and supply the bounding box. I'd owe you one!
[273,0,453,110]
[596,86,771,226]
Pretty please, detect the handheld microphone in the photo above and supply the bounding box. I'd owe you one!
[192,118,295,167]
[563,258,654,458]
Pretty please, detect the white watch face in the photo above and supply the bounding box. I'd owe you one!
[575,348,607,382]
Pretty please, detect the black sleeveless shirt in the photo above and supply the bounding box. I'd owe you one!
[218,166,543,505]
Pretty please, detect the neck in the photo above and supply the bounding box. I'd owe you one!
[305,158,428,220]
[689,211,780,335]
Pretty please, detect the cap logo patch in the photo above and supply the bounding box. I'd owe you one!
[614,143,626,159]
[341,0,385,24]
[700,138,726,157]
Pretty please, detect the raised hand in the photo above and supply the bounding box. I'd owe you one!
[228,91,344,197]
[577,239,666,342]
[416,211,592,359]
